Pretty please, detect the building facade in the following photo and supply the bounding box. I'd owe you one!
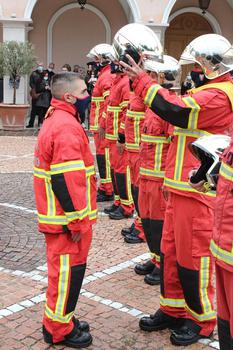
[0,0,233,103]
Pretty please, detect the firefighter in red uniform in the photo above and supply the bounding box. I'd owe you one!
[34,72,97,348]
[120,32,233,346]
[112,24,164,243]
[189,133,233,350]
[99,59,134,219]
[134,56,179,285]
[87,44,114,202]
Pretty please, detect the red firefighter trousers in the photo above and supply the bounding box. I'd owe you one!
[139,179,166,267]
[216,264,233,349]
[160,192,216,336]
[127,151,144,239]
[43,229,92,343]
[108,142,134,216]
[94,133,113,195]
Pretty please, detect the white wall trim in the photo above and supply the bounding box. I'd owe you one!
[162,0,177,25]
[47,3,111,64]
[24,0,37,19]
[227,0,233,9]
[126,0,141,22]
[168,7,222,35]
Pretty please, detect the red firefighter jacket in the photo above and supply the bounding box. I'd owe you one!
[102,73,129,142]
[210,139,233,272]
[34,98,97,235]
[133,72,233,208]
[119,91,146,152]
[139,107,171,182]
[89,65,114,132]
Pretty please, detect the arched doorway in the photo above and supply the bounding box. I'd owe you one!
[165,12,214,79]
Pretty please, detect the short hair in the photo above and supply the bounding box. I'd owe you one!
[51,72,81,99]
[62,63,71,72]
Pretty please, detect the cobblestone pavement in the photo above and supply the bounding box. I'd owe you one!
[0,135,219,350]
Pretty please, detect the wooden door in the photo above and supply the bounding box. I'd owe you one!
[165,13,213,80]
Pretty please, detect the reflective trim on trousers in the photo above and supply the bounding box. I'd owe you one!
[160,296,186,308]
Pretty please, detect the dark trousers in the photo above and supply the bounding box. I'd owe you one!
[28,99,39,127]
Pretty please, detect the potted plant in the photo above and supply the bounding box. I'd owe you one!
[0,41,37,131]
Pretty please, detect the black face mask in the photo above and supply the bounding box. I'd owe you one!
[120,45,141,65]
[110,62,124,74]
[161,83,173,90]
[74,96,91,115]
[191,71,208,88]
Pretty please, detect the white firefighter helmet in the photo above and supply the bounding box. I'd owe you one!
[189,134,231,189]
[112,23,163,64]
[179,34,233,80]
[143,55,181,90]
[87,44,116,62]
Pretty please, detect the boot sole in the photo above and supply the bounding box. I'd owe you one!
[170,334,201,346]
[144,278,160,286]
[44,338,93,348]
[139,323,170,332]
[109,216,132,220]
[134,268,154,276]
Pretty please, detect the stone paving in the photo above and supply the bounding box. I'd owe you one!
[0,135,219,350]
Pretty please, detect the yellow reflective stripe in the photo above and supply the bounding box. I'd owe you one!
[219,162,233,182]
[141,134,169,144]
[106,134,118,140]
[155,143,163,172]
[38,214,68,225]
[101,178,113,184]
[160,296,186,308]
[120,198,134,205]
[126,166,133,203]
[50,161,85,175]
[89,209,97,220]
[55,255,70,316]
[34,167,50,179]
[186,305,216,322]
[65,208,89,221]
[105,148,111,181]
[210,239,233,266]
[144,84,161,107]
[86,166,95,176]
[134,118,140,147]
[200,257,213,315]
[114,194,120,201]
[150,252,160,263]
[45,179,56,217]
[173,128,211,139]
[120,122,125,130]
[164,178,216,197]
[103,90,110,98]
[102,112,106,119]
[119,100,129,108]
[125,143,140,150]
[107,106,121,112]
[174,134,186,181]
[182,96,201,129]
[92,96,105,102]
[94,101,102,129]
[45,305,74,324]
[140,168,165,178]
[126,110,145,119]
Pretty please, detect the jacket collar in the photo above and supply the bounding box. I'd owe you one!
[50,98,76,116]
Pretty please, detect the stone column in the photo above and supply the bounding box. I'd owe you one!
[1,19,31,104]
[146,23,169,48]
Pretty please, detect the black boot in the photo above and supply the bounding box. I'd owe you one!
[124,228,144,244]
[144,266,160,285]
[134,260,155,275]
[109,206,132,220]
[170,320,206,346]
[139,309,184,332]
[104,203,119,214]
[73,317,90,332]
[43,325,92,348]
[121,223,135,237]
[97,189,114,202]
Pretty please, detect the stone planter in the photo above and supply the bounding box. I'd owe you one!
[0,104,30,131]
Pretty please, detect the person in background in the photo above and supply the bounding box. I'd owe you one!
[35,71,52,127]
[26,62,45,128]
[46,62,55,80]
[181,74,194,95]
[61,64,72,72]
